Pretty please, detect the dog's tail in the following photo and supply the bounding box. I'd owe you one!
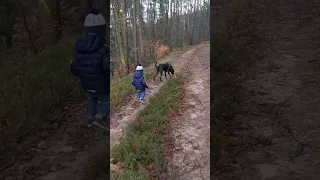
[155,61,158,68]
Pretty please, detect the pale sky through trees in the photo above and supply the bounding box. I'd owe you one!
[110,0,210,74]
[110,0,209,26]
[141,0,202,22]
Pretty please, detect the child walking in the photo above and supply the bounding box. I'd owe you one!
[70,8,109,130]
[132,64,149,103]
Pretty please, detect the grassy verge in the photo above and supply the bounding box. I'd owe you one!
[0,36,81,153]
[110,45,191,108]
[111,75,184,180]
[211,0,261,165]
[110,68,155,108]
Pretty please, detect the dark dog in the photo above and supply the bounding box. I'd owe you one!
[153,61,175,82]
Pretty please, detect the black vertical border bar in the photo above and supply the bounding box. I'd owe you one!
[100,0,111,179]
[210,0,213,179]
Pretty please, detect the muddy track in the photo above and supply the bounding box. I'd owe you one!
[166,43,210,180]
[216,0,320,179]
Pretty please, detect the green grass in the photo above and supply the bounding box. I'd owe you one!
[110,68,155,108]
[0,36,82,153]
[111,75,184,180]
[109,46,190,108]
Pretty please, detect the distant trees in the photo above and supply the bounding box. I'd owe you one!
[110,0,210,77]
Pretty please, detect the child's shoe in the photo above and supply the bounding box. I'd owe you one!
[93,117,109,131]
[139,99,146,104]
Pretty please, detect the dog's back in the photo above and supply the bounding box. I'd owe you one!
[155,62,171,71]
[154,61,174,81]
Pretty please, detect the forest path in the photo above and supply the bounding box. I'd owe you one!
[0,45,199,180]
[109,46,200,151]
[166,43,210,180]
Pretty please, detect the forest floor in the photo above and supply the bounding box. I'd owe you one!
[0,43,210,180]
[214,0,320,179]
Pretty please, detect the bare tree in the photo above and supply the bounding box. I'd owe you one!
[110,0,210,73]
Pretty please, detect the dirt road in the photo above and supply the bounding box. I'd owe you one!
[110,46,199,155]
[166,43,210,180]
[0,47,198,180]
[216,0,320,179]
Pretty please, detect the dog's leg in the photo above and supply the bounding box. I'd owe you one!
[168,72,172,77]
[160,71,163,82]
[153,71,159,81]
[165,71,167,79]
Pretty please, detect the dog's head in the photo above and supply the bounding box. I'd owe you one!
[169,66,175,75]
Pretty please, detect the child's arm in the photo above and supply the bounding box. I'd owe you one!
[142,77,148,89]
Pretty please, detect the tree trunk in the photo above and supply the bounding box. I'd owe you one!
[133,0,138,65]
[23,14,38,55]
[190,0,197,45]
[99,0,110,45]
[5,1,12,47]
[138,0,143,55]
[113,0,126,74]
[81,0,93,20]
[174,0,178,47]
[180,0,183,47]
[122,0,129,74]
[54,0,62,41]
[165,0,169,46]
[170,0,173,50]
[152,0,156,52]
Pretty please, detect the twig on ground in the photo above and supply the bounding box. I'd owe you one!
[285,125,320,158]
[285,125,303,158]
[221,163,239,168]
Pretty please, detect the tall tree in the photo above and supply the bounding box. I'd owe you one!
[81,0,93,20]
[138,0,143,54]
[99,0,110,46]
[54,0,62,41]
[122,0,129,74]
[112,0,126,74]
[133,0,138,65]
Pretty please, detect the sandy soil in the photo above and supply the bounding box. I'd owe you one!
[215,0,320,180]
[166,43,210,180]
